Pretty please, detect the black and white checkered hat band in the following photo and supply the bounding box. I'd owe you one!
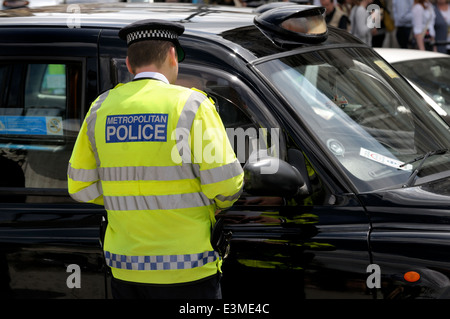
[126,29,178,44]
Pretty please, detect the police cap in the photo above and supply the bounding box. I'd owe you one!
[119,19,185,62]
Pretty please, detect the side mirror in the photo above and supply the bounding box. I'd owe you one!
[243,157,306,198]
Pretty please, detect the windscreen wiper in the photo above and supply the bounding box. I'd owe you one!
[400,148,448,188]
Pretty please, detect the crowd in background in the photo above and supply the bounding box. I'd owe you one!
[312,0,450,53]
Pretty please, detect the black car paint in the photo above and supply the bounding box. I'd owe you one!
[0,4,449,299]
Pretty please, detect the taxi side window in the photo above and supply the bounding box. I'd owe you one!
[0,61,82,203]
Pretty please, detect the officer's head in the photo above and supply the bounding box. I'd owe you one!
[119,19,185,82]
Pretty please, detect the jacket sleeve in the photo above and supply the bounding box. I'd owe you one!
[190,92,244,209]
[67,108,104,206]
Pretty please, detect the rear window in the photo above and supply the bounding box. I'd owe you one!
[0,61,82,202]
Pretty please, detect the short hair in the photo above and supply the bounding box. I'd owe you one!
[127,40,174,73]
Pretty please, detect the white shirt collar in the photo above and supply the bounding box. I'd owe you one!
[134,72,169,84]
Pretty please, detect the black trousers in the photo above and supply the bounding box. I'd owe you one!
[111,273,222,299]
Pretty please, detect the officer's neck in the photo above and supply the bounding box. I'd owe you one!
[132,49,178,84]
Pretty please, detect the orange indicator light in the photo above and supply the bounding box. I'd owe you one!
[404,271,420,282]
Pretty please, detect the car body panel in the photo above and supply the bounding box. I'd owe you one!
[374,48,449,64]
[360,179,450,298]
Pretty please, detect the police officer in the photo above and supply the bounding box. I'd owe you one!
[67,19,244,299]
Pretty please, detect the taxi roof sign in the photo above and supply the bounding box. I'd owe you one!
[254,5,328,47]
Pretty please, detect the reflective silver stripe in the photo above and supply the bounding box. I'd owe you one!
[200,159,243,185]
[98,165,198,181]
[175,91,207,162]
[68,163,99,182]
[70,182,103,203]
[104,192,212,211]
[86,90,110,168]
[96,160,241,183]
[216,186,244,203]
[104,250,218,271]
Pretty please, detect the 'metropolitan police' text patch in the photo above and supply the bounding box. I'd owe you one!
[105,113,168,143]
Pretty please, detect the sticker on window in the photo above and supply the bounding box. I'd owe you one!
[374,60,399,79]
[360,147,412,170]
[0,116,63,136]
[105,113,168,143]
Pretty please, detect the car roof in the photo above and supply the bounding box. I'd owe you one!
[0,3,258,32]
[375,48,450,64]
[0,3,366,61]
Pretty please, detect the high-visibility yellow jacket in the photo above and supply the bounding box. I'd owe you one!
[67,77,244,284]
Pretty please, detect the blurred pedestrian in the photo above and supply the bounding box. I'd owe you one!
[350,0,375,45]
[337,0,354,16]
[412,0,436,51]
[321,0,351,30]
[433,0,450,53]
[393,0,414,48]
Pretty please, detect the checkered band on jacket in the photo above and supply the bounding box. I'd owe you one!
[126,29,178,44]
[104,250,219,271]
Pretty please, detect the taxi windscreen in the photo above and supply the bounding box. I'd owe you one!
[255,47,450,192]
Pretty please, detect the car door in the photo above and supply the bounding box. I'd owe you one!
[175,64,373,299]
[0,29,107,299]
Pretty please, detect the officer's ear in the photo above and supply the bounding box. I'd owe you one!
[126,57,135,75]
[168,46,178,67]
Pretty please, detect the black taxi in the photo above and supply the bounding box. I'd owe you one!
[1,2,450,300]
